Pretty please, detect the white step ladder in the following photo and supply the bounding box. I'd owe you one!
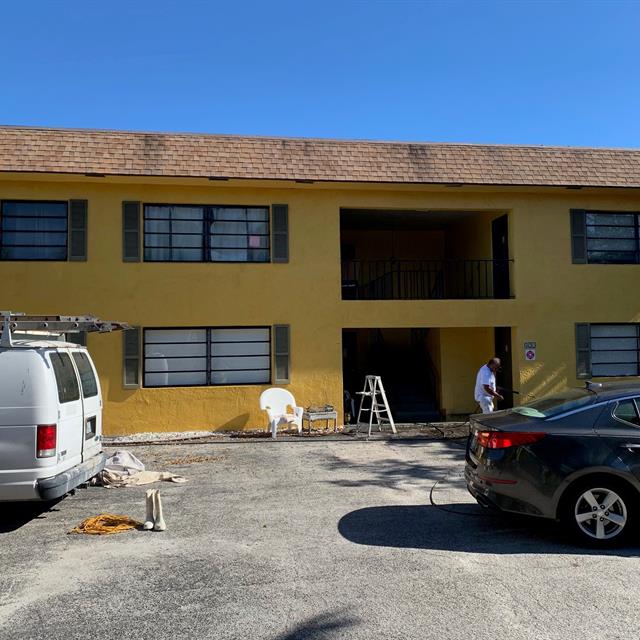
[355,375,397,437]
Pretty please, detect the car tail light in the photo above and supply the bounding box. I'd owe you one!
[477,430,545,449]
[37,424,57,458]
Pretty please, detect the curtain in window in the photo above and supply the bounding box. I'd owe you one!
[586,212,639,264]
[1,201,68,260]
[144,329,208,386]
[210,328,270,384]
[143,327,271,387]
[210,207,269,262]
[144,206,205,262]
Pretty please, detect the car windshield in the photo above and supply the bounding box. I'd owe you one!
[512,388,597,419]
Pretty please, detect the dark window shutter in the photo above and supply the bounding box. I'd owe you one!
[273,324,290,383]
[66,330,87,347]
[571,209,587,264]
[123,201,141,262]
[69,200,88,261]
[271,204,289,263]
[576,323,591,379]
[123,327,140,388]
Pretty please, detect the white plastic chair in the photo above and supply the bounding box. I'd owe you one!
[259,388,303,439]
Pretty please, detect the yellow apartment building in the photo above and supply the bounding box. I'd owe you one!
[1,126,639,434]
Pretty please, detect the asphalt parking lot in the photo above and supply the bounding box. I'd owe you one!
[1,438,640,640]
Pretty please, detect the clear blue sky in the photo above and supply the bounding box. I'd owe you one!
[1,0,639,147]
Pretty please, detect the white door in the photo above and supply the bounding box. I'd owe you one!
[47,350,83,473]
[71,350,102,461]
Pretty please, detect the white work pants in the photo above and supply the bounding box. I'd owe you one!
[478,397,494,414]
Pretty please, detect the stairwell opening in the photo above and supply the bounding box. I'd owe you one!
[342,328,441,423]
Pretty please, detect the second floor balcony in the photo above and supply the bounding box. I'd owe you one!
[341,258,513,300]
[340,207,513,301]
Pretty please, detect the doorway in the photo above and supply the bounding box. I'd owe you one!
[492,214,510,299]
[494,327,513,409]
[342,328,440,422]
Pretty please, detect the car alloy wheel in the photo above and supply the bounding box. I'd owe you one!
[574,487,627,541]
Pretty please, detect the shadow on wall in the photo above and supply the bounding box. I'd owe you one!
[273,609,360,640]
[218,413,252,431]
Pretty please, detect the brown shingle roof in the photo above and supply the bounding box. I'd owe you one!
[0,125,639,188]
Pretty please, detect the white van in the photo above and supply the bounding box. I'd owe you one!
[0,314,127,502]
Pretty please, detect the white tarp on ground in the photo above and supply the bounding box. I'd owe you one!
[94,450,187,488]
[105,450,146,474]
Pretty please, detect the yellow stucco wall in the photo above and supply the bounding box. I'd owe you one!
[445,212,500,261]
[1,173,640,433]
[438,327,495,415]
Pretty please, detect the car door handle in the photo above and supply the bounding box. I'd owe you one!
[622,443,640,450]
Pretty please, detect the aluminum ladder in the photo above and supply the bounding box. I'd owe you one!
[355,375,397,437]
[0,312,130,348]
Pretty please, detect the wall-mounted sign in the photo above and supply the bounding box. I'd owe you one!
[524,341,537,361]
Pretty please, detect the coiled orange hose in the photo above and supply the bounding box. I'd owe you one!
[69,513,142,535]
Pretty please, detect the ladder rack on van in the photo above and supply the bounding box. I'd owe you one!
[0,312,130,348]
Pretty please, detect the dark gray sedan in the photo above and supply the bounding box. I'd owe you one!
[465,381,640,546]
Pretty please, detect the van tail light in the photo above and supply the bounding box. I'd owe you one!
[477,430,546,449]
[37,424,57,458]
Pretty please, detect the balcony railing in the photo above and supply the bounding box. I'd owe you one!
[341,259,513,300]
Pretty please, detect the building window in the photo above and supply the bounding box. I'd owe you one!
[1,201,68,260]
[590,324,640,377]
[144,206,204,262]
[143,327,271,387]
[143,205,270,263]
[586,212,639,264]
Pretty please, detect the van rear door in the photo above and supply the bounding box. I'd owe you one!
[71,350,102,461]
[47,350,83,473]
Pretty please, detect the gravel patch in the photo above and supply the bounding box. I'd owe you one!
[104,422,471,446]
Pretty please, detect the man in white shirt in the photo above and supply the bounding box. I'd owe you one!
[474,358,504,413]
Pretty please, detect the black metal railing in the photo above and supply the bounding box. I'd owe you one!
[341,259,513,300]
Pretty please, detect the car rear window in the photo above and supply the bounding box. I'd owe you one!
[613,400,640,426]
[512,388,596,419]
[50,352,80,404]
[72,352,98,398]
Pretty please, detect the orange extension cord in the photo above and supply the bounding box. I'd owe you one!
[69,513,142,535]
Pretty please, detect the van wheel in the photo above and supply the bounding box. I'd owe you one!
[561,479,635,547]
